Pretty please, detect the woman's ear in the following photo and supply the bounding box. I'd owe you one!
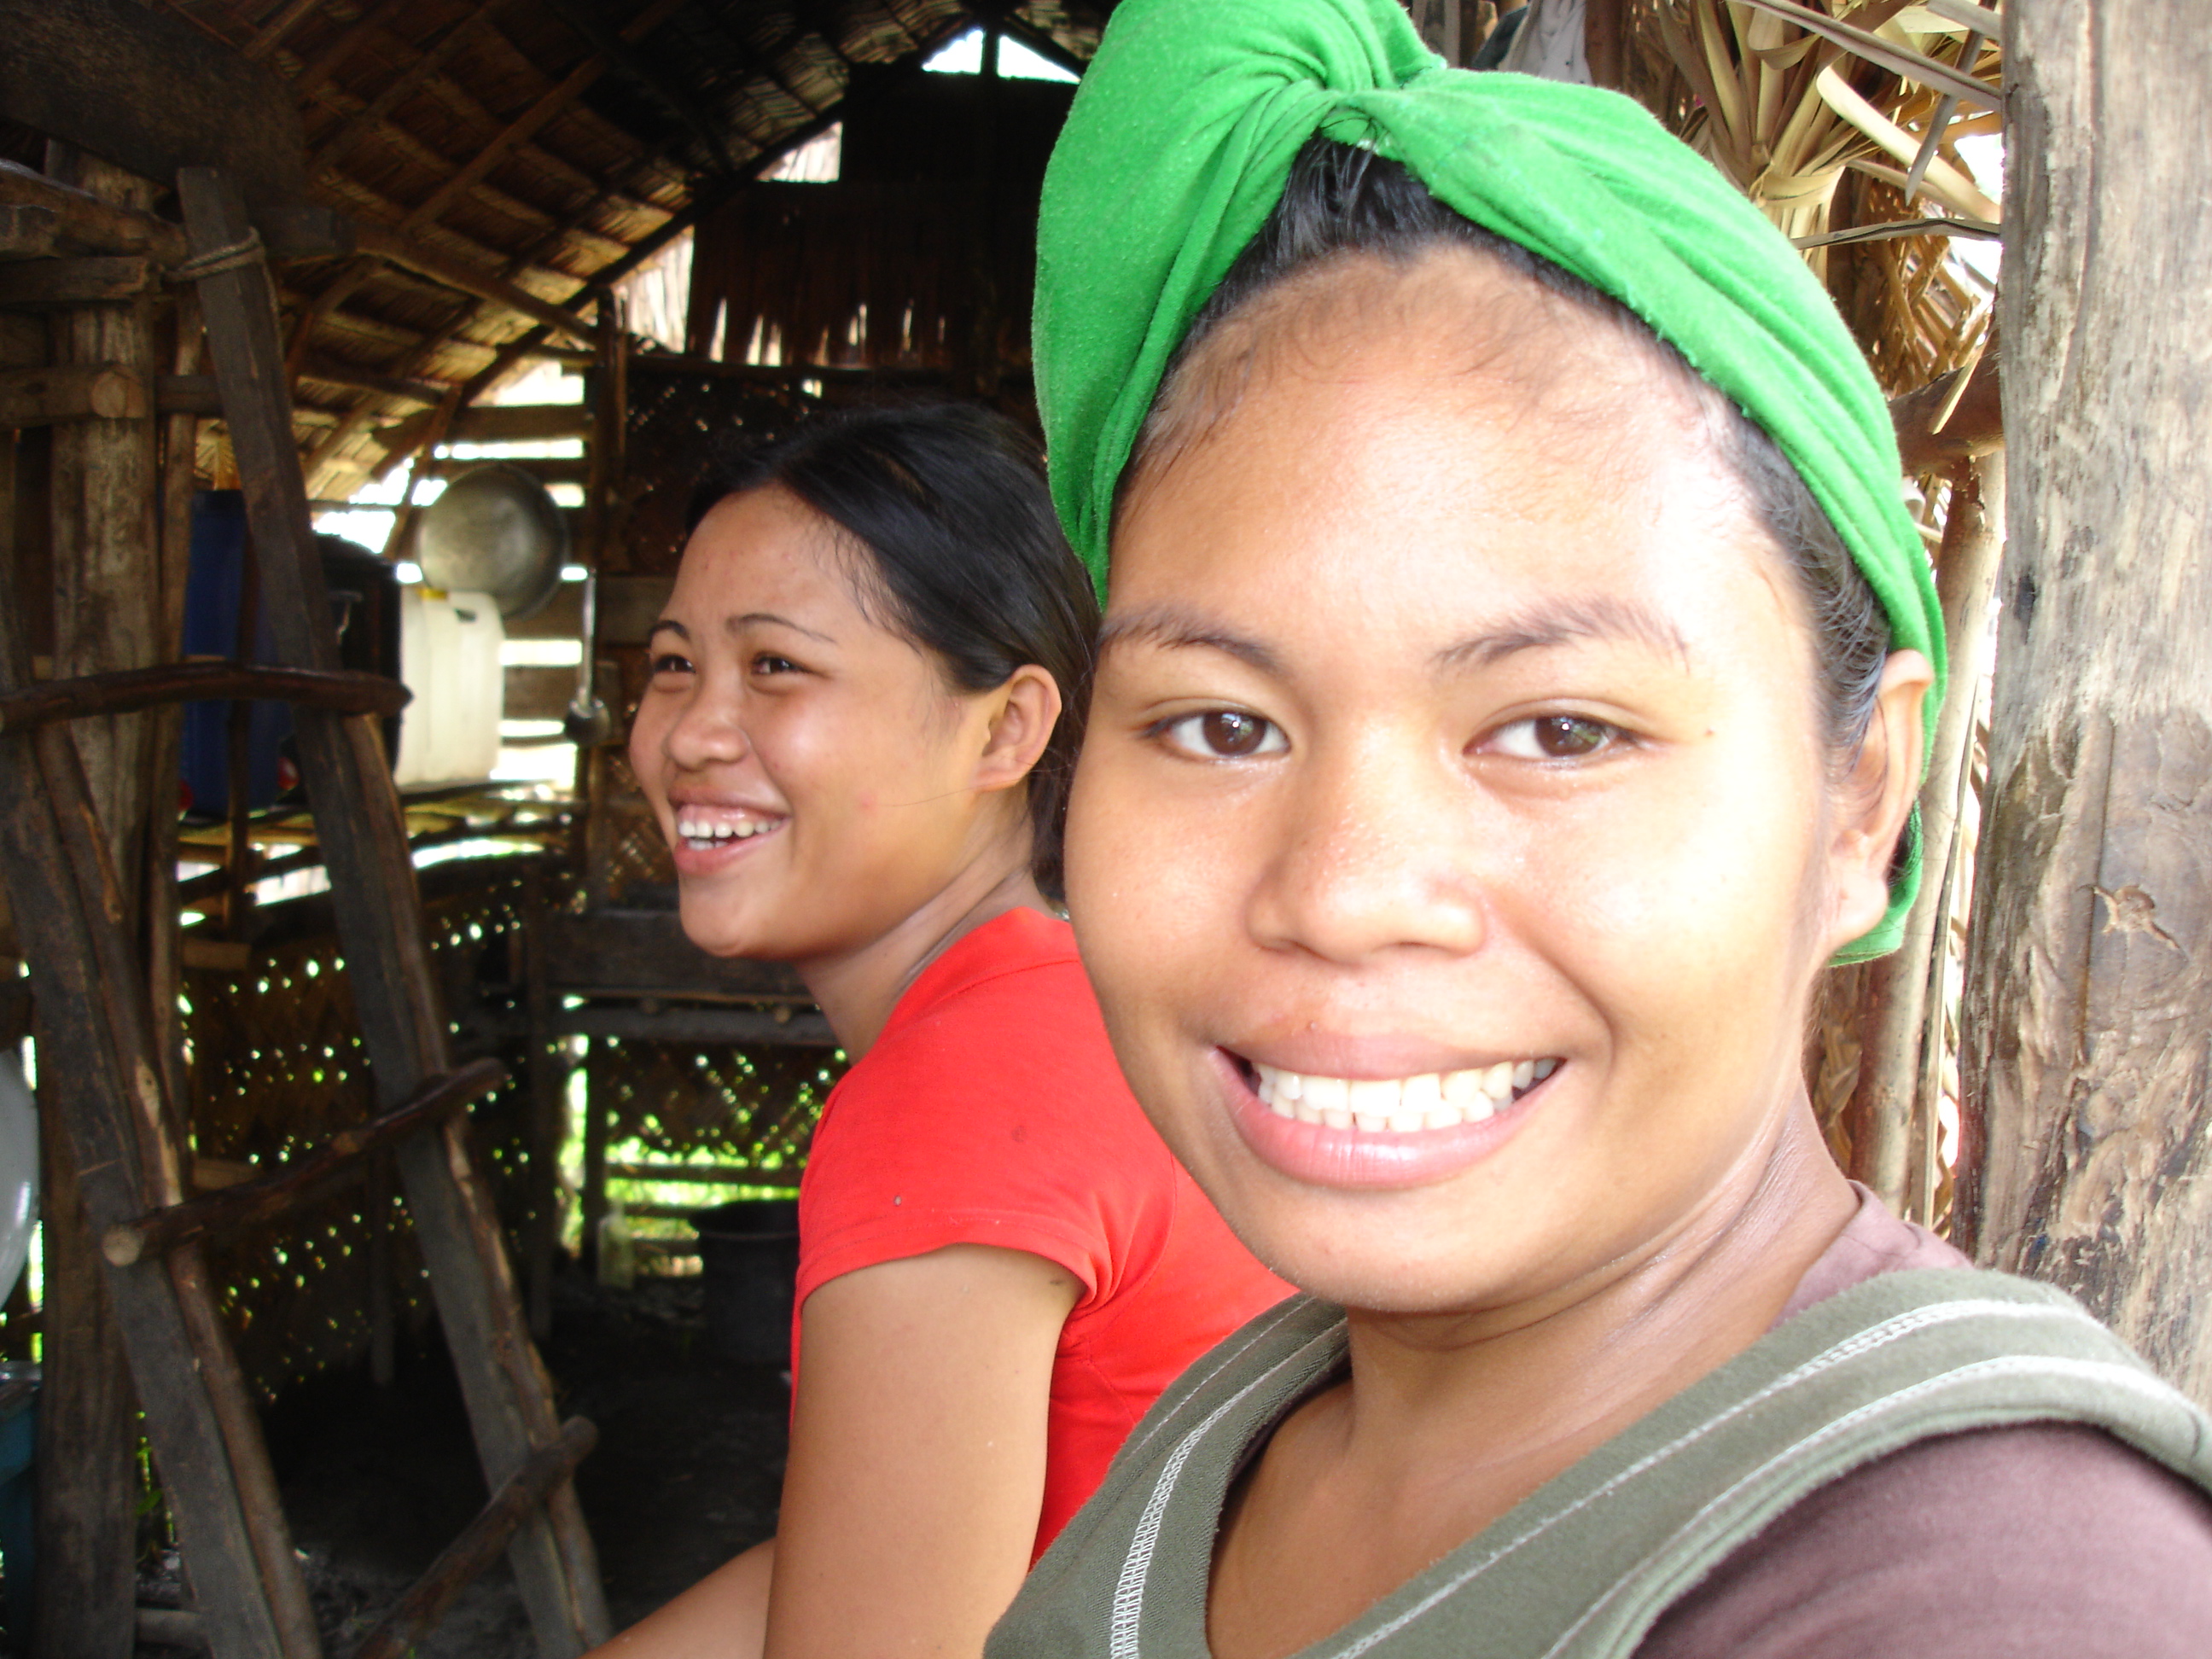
[1824,649,1936,951]
[973,665,1062,796]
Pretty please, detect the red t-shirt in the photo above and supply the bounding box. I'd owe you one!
[794,906,1291,1557]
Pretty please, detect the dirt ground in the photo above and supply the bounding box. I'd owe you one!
[235,1272,790,1656]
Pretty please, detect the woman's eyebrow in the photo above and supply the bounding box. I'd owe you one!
[647,619,687,643]
[1434,596,1693,672]
[1097,606,1281,674]
[728,610,835,644]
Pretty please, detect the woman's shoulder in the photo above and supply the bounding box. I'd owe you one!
[1637,1417,2212,1658]
[800,907,1183,1299]
[839,907,1126,1115]
[1634,1200,2212,1655]
[878,907,1097,1043]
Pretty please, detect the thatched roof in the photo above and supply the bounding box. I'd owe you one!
[133,1,1112,496]
[18,3,1994,502]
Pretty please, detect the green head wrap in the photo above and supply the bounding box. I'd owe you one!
[1033,0,1945,961]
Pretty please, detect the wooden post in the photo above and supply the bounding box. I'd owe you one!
[178,166,609,1654]
[146,290,201,1118]
[366,1149,396,1388]
[29,1076,138,1659]
[580,1043,611,1282]
[31,141,157,1659]
[521,866,562,1339]
[43,143,159,914]
[1956,1,2212,1405]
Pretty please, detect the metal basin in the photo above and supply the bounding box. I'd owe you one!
[416,461,569,621]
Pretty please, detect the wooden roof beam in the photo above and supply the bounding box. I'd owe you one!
[300,9,974,486]
[399,0,690,238]
[539,0,742,175]
[306,94,577,248]
[294,352,449,406]
[244,0,330,62]
[305,3,666,226]
[287,0,416,101]
[306,2,513,179]
[283,0,686,391]
[0,160,187,260]
[350,221,595,343]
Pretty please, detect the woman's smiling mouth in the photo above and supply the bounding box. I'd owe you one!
[670,807,789,872]
[1215,1049,1565,1189]
[1250,1057,1559,1132]
[674,808,786,850]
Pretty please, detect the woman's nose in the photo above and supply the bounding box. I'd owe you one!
[1244,734,1488,965]
[659,680,752,771]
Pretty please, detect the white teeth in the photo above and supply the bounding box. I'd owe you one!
[1348,1078,1400,1115]
[676,814,779,844]
[1249,1057,1562,1135]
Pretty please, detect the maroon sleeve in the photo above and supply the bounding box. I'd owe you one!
[1636,1423,2212,1659]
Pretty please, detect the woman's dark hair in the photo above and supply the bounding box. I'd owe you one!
[688,404,1099,901]
[1130,137,1891,768]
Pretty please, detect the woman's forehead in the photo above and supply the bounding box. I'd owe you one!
[678,491,860,608]
[1105,306,1796,669]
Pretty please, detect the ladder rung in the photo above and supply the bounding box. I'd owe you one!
[350,1417,598,1659]
[0,660,409,732]
[608,1161,797,1185]
[103,1057,507,1266]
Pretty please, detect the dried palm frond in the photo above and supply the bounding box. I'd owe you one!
[1623,1,2002,393]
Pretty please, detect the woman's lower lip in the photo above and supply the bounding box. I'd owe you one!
[1210,1049,1551,1190]
[669,824,783,876]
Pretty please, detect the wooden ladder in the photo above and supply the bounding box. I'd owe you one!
[0,167,609,1659]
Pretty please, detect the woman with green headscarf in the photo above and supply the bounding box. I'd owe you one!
[993,2,2212,1655]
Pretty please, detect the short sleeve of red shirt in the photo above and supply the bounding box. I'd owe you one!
[795,906,1289,1555]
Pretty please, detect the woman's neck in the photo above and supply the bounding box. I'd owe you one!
[1207,1104,1857,1659]
[1342,1102,1855,1503]
[793,841,1051,1061]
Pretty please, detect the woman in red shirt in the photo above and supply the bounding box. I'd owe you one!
[596,405,1286,1659]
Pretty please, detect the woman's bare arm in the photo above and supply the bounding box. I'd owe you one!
[590,1539,774,1659]
[585,1243,1079,1659]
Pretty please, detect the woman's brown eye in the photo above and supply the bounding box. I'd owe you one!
[1534,716,1610,758]
[1203,712,1270,755]
[1158,709,1286,760]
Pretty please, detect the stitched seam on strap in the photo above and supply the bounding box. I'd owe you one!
[1323,1299,2098,1659]
[1535,1355,2185,1659]
[1109,1325,1346,1659]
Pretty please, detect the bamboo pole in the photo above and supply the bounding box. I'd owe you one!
[1838,452,2004,1208]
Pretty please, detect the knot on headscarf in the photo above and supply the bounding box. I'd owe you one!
[1033,0,1945,962]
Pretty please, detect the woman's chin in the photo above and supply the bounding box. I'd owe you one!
[674,892,782,962]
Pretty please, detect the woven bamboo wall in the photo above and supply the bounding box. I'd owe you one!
[611,363,829,576]
[185,860,546,1399]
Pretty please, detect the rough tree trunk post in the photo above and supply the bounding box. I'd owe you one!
[32,141,159,1659]
[1956,2,2212,1405]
